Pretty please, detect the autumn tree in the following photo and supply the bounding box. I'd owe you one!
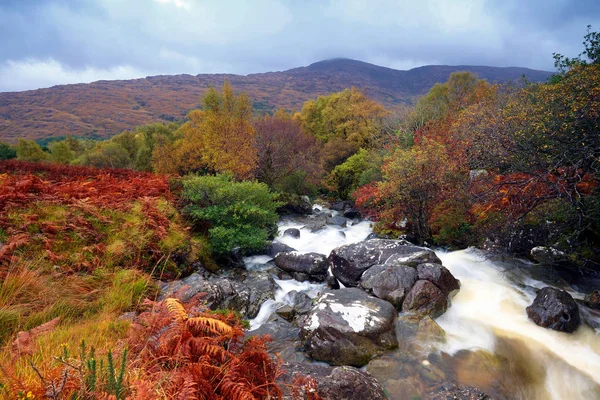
[172,82,257,179]
[300,88,390,173]
[253,109,321,191]
[377,140,466,242]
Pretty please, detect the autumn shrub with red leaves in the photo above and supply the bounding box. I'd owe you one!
[127,297,282,399]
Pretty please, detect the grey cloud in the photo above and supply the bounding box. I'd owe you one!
[1,0,599,91]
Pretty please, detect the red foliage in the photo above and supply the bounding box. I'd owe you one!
[0,161,173,269]
[128,298,283,399]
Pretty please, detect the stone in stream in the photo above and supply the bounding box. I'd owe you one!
[329,239,441,287]
[274,251,329,282]
[526,287,580,332]
[298,288,398,367]
[402,280,448,318]
[360,264,418,308]
[265,241,296,258]
[283,228,301,239]
[530,246,569,265]
[343,208,361,219]
[278,362,387,400]
[584,290,600,309]
[417,263,461,297]
[327,215,348,227]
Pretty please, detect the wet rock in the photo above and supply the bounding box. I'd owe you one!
[526,287,580,332]
[299,288,398,366]
[584,290,600,309]
[385,250,442,268]
[265,241,296,258]
[276,305,295,321]
[365,232,391,240]
[425,384,491,400]
[277,193,312,215]
[530,246,568,265]
[247,315,306,363]
[417,263,461,297]
[274,251,329,282]
[327,215,348,227]
[329,239,440,287]
[283,228,301,239]
[359,264,418,308]
[279,362,387,400]
[417,316,446,342]
[289,290,313,317]
[293,272,310,282]
[402,280,448,318]
[330,200,353,212]
[326,274,340,290]
[343,208,361,219]
[159,271,275,319]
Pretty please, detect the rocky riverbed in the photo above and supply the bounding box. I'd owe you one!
[158,204,600,399]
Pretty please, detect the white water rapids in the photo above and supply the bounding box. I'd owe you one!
[245,208,600,399]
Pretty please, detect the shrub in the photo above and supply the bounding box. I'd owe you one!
[181,174,281,256]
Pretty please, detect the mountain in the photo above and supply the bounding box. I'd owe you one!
[0,59,552,142]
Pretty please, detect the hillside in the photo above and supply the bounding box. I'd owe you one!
[0,59,552,141]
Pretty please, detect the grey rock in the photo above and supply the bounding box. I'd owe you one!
[327,215,348,227]
[360,264,418,308]
[526,287,580,333]
[530,246,568,265]
[329,239,441,287]
[275,251,329,282]
[265,241,296,258]
[276,305,295,321]
[417,263,461,297]
[283,228,301,239]
[299,288,398,366]
[402,280,448,318]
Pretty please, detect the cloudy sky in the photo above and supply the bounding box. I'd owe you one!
[1,0,598,92]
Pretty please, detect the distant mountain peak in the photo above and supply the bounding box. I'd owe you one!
[0,60,553,142]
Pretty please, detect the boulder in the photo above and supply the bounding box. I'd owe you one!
[279,362,387,400]
[265,241,296,258]
[299,288,398,366]
[329,239,441,287]
[402,280,448,318]
[274,251,329,282]
[585,290,600,309]
[327,215,348,227]
[360,264,418,308]
[283,228,301,239]
[159,271,275,319]
[289,290,313,318]
[330,200,353,212]
[417,263,461,297]
[276,305,295,321]
[277,193,312,215]
[326,274,340,290]
[526,287,580,333]
[343,208,361,219]
[530,246,568,265]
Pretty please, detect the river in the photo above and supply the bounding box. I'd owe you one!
[246,208,600,399]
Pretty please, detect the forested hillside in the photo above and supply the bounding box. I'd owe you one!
[0,59,551,142]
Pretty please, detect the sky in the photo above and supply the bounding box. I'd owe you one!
[1,0,599,92]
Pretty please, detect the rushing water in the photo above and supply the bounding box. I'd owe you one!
[246,208,600,399]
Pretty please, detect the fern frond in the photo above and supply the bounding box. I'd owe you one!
[220,379,256,400]
[165,298,188,324]
[186,316,233,336]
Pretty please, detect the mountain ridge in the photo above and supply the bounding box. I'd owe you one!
[0,58,553,141]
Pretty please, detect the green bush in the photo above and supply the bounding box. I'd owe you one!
[181,174,281,256]
[329,149,382,199]
[0,142,16,160]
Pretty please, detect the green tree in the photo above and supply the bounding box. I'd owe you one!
[181,174,280,255]
[15,139,49,162]
[0,141,16,160]
[49,140,75,164]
